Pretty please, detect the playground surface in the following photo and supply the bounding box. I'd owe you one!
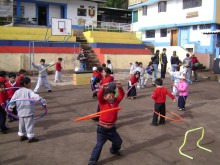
[0,72,220,165]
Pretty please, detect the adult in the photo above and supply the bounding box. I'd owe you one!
[190,54,199,82]
[183,53,192,82]
[77,48,87,71]
[170,51,180,80]
[159,48,168,79]
[151,50,160,80]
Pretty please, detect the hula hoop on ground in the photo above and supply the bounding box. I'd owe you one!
[153,110,184,122]
[5,87,20,90]
[74,107,122,122]
[6,99,48,120]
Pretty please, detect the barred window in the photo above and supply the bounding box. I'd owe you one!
[192,25,198,30]
[146,30,155,38]
[142,6,147,16]
[199,24,211,30]
[160,29,167,37]
[183,0,202,9]
[158,1,166,12]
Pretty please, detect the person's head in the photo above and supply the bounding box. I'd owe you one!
[138,62,143,67]
[155,78,163,86]
[18,69,26,75]
[134,71,140,79]
[40,59,45,65]
[107,82,116,91]
[58,58,63,62]
[104,88,115,104]
[8,72,16,83]
[102,63,106,68]
[135,61,139,66]
[148,61,153,66]
[0,71,7,78]
[80,48,84,53]
[92,66,97,71]
[156,50,160,54]
[0,82,5,92]
[173,51,177,56]
[107,60,111,64]
[102,68,111,77]
[191,54,195,57]
[20,77,31,89]
[162,48,166,52]
[186,53,190,57]
[179,74,186,81]
[175,66,180,71]
[97,66,103,73]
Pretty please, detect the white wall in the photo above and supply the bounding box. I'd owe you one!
[49,5,60,19]
[189,27,211,46]
[135,0,215,29]
[22,2,36,22]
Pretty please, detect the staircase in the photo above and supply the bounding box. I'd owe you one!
[76,31,101,71]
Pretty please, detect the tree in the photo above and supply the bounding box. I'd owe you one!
[106,0,128,9]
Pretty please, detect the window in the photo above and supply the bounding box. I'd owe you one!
[160,29,167,37]
[192,25,198,30]
[133,10,138,23]
[199,24,211,30]
[158,1,166,12]
[77,8,87,16]
[142,6,147,16]
[146,30,155,38]
[13,5,25,17]
[183,0,202,9]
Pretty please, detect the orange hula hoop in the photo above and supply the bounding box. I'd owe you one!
[153,110,184,122]
[74,107,122,122]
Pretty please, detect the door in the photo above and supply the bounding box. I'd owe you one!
[38,5,47,26]
[171,29,178,46]
[180,27,189,48]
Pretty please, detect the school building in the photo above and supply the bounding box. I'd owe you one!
[128,0,220,67]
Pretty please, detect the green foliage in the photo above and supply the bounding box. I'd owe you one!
[106,0,128,9]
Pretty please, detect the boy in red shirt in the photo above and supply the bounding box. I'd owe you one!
[16,69,26,86]
[0,71,7,83]
[5,72,19,122]
[54,58,63,83]
[151,78,175,126]
[91,66,103,98]
[88,82,124,165]
[0,82,9,133]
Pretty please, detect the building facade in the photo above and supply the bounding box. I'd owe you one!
[128,0,220,57]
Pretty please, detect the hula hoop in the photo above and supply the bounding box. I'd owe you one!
[6,99,48,120]
[5,87,20,90]
[125,82,138,97]
[74,107,122,122]
[153,110,184,122]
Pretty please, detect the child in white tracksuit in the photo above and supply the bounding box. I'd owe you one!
[9,77,46,143]
[168,66,181,96]
[32,59,52,93]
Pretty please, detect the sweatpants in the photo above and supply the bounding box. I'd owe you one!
[18,115,34,139]
[152,103,166,125]
[34,76,51,93]
[54,71,62,82]
[178,96,187,109]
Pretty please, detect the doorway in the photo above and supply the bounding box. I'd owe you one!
[38,5,47,26]
[171,29,178,46]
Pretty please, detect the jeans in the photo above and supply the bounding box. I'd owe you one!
[89,125,122,162]
[171,64,178,81]
[153,64,158,79]
[80,62,86,71]
[178,96,187,109]
[161,63,167,79]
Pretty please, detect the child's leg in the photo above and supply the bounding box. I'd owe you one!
[25,116,35,139]
[0,107,7,131]
[34,77,43,93]
[89,125,108,163]
[108,127,123,154]
[42,77,51,91]
[178,96,185,110]
[18,117,26,137]
[159,103,166,124]
[152,103,161,125]
[54,71,58,82]
[183,96,187,109]
[58,71,62,81]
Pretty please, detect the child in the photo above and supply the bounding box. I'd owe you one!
[144,61,154,87]
[54,58,63,83]
[32,59,52,93]
[106,60,113,74]
[127,71,140,99]
[91,66,103,98]
[134,62,145,89]
[174,74,189,111]
[151,78,175,126]
[17,69,27,86]
[9,77,46,143]
[168,66,181,96]
[5,72,19,122]
[0,71,7,83]
[0,82,9,134]
[88,82,125,165]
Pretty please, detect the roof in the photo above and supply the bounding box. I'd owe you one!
[98,6,131,12]
[203,30,220,34]
[128,0,163,9]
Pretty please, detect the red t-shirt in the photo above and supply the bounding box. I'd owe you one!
[16,74,24,86]
[98,87,125,125]
[152,87,174,103]
[0,91,8,107]
[0,77,7,83]
[56,62,62,71]
[100,75,114,85]
[130,75,139,85]
[5,81,19,99]
[190,56,199,70]
[92,71,102,81]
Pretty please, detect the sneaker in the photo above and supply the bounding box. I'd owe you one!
[48,90,52,93]
[179,108,183,111]
[195,80,198,82]
[110,148,120,155]
[28,137,39,143]
[20,136,28,142]
[88,161,97,165]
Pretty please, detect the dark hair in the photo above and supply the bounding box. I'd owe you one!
[175,66,180,71]
[104,68,111,75]
[107,60,111,64]
[8,72,16,78]
[20,77,31,87]
[0,81,5,88]
[58,58,63,61]
[186,53,190,57]
[155,78,163,86]
[18,69,26,75]
[0,71,6,77]
[104,88,115,96]
[162,48,166,51]
[156,50,160,53]
[135,61,139,65]
[134,71,140,76]
[102,63,106,68]
[40,59,45,63]
[148,61,153,66]
[97,66,103,72]
[138,62,142,66]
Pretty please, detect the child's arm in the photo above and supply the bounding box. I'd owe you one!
[29,90,46,105]
[151,89,157,100]
[32,63,40,70]
[115,82,125,103]
[166,88,175,100]
[97,86,107,104]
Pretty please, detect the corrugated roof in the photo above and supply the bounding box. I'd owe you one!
[203,30,220,34]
